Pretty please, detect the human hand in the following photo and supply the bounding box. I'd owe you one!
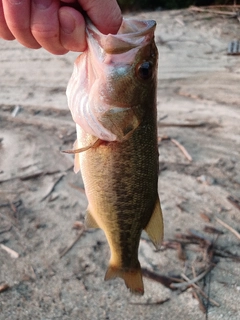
[0,0,122,54]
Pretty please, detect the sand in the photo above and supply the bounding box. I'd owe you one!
[0,8,240,320]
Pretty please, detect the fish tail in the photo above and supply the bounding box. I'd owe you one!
[104,263,144,295]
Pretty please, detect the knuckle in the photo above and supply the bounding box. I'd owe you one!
[31,23,58,38]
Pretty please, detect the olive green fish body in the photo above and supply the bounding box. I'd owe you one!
[67,18,163,294]
[76,98,161,294]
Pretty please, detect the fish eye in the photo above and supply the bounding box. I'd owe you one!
[136,61,153,80]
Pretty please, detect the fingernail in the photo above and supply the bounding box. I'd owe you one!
[59,11,75,34]
[33,0,52,9]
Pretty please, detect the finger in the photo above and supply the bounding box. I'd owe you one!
[59,6,86,52]
[60,0,76,3]
[78,0,122,35]
[2,0,40,48]
[0,0,14,39]
[31,0,68,55]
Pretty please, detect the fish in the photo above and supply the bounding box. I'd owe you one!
[66,18,163,295]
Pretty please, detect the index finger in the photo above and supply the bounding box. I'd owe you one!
[78,0,122,35]
[1,0,40,47]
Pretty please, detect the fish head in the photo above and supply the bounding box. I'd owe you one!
[67,19,158,142]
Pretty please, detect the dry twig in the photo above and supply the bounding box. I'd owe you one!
[59,227,85,259]
[216,218,240,241]
[204,226,224,235]
[0,283,9,293]
[130,298,170,305]
[170,266,213,289]
[142,268,180,289]
[181,273,220,307]
[177,242,187,261]
[0,244,19,258]
[206,5,240,8]
[192,289,207,314]
[170,138,192,162]
[200,212,212,222]
[189,5,238,17]
[227,195,240,211]
[159,136,192,162]
[11,105,21,117]
[159,122,207,128]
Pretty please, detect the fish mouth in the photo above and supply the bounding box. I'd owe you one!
[67,18,157,142]
[87,18,156,54]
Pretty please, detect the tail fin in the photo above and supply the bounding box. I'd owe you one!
[104,264,144,295]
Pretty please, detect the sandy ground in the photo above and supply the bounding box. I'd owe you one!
[0,8,240,320]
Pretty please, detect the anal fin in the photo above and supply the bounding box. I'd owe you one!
[85,207,99,229]
[144,195,164,249]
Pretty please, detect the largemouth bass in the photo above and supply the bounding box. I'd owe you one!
[66,18,163,295]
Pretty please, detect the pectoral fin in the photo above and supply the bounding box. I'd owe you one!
[144,195,164,249]
[70,139,83,173]
[62,138,101,154]
[85,207,99,229]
